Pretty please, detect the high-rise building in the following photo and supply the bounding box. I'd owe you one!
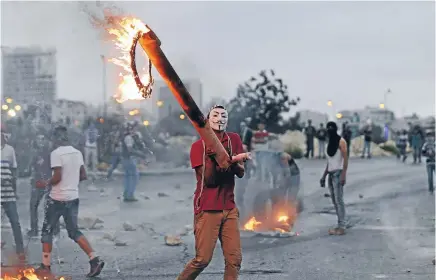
[1,47,57,104]
[152,79,203,122]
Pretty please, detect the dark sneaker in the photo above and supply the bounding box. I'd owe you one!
[123,197,138,202]
[35,263,52,278]
[27,230,39,238]
[87,256,104,277]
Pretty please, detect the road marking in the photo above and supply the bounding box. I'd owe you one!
[354,225,431,231]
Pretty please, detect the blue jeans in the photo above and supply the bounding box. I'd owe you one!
[427,163,435,192]
[362,141,371,157]
[107,152,121,178]
[328,170,346,229]
[1,201,24,254]
[41,197,83,244]
[122,158,139,199]
[29,187,60,234]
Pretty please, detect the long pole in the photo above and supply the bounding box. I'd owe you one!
[137,28,232,168]
[101,55,107,118]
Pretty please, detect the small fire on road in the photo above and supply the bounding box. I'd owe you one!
[0,268,65,280]
[243,213,294,233]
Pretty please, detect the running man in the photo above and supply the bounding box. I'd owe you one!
[35,126,104,277]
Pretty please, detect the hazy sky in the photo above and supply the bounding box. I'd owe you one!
[1,1,434,117]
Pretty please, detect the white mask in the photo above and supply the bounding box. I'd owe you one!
[209,107,228,131]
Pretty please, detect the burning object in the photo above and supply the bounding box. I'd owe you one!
[0,267,66,280]
[97,14,250,168]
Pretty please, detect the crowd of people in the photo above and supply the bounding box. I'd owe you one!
[1,107,434,278]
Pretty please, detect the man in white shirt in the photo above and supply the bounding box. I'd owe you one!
[84,122,99,174]
[35,126,104,277]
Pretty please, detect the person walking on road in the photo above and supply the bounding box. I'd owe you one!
[410,125,424,164]
[120,122,147,202]
[317,123,327,159]
[1,125,25,263]
[35,126,104,277]
[304,120,316,159]
[177,105,245,280]
[422,132,435,193]
[84,121,99,175]
[396,130,408,162]
[27,134,60,238]
[252,122,270,181]
[320,121,349,235]
[106,128,122,180]
[361,123,372,159]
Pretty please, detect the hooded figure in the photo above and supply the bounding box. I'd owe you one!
[326,122,341,157]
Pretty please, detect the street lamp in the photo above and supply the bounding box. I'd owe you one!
[7,109,16,117]
[336,113,343,119]
[179,114,185,120]
[379,103,385,109]
[327,100,333,107]
[2,104,8,111]
[143,120,150,126]
[156,100,164,107]
[14,105,21,111]
[5,98,13,104]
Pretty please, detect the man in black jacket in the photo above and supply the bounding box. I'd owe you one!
[317,123,327,159]
[342,122,352,158]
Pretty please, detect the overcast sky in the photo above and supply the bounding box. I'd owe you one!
[1,1,434,117]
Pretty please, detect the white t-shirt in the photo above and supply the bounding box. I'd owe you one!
[1,144,17,202]
[85,128,99,148]
[49,146,84,201]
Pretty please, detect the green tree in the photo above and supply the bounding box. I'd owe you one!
[227,69,299,133]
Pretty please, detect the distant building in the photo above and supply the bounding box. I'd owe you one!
[152,79,203,122]
[51,99,87,126]
[1,47,57,104]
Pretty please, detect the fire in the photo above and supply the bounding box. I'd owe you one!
[105,16,152,103]
[243,217,262,231]
[0,268,66,280]
[243,214,292,233]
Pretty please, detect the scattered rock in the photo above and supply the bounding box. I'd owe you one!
[102,232,116,241]
[324,193,331,198]
[158,192,170,197]
[406,269,411,273]
[78,217,104,230]
[174,184,181,189]
[114,239,128,247]
[122,222,136,232]
[164,235,182,246]
[358,194,364,199]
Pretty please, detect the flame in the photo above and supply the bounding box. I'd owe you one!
[105,16,152,103]
[243,217,262,231]
[0,268,66,280]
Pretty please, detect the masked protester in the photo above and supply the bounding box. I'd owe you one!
[35,126,104,277]
[1,124,26,263]
[177,105,245,280]
[320,122,349,235]
[27,134,60,237]
[422,132,435,193]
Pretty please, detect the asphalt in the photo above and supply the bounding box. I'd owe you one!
[1,157,434,280]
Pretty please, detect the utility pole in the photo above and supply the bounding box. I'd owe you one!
[101,55,107,118]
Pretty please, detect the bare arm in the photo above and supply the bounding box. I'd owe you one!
[48,167,62,186]
[80,165,87,181]
[321,164,328,179]
[339,138,348,174]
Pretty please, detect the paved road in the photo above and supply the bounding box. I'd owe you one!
[1,158,434,280]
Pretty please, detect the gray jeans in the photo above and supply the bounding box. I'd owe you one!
[1,201,24,254]
[318,140,326,158]
[41,197,83,244]
[427,163,435,192]
[30,187,60,234]
[328,170,346,229]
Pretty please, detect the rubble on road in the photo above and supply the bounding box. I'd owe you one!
[114,239,128,246]
[158,192,170,197]
[122,222,136,231]
[76,217,104,230]
[102,232,116,242]
[164,235,183,246]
